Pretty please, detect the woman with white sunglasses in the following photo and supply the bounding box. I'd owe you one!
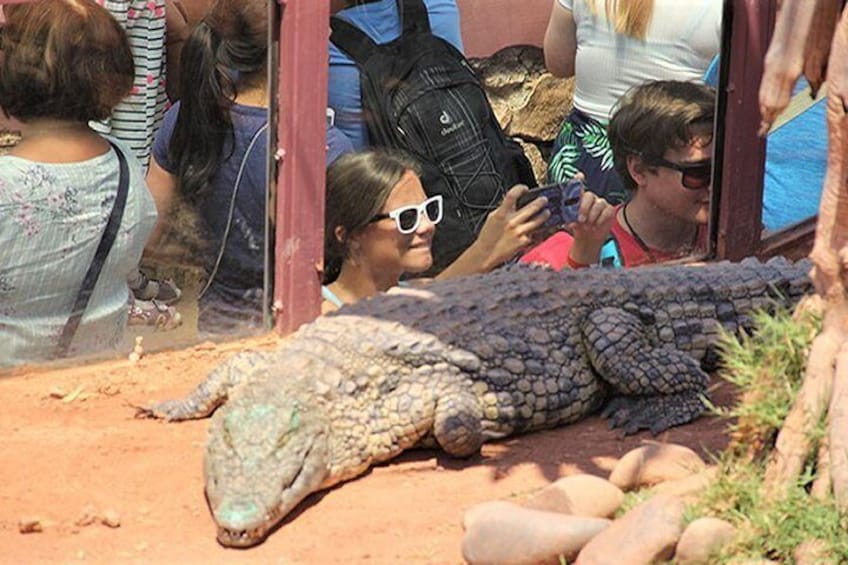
[321,150,552,313]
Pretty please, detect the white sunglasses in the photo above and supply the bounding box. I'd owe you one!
[368,195,443,234]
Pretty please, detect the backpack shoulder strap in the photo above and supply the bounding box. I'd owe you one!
[330,16,379,65]
[400,0,431,35]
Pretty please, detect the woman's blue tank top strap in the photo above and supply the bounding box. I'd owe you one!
[321,285,345,307]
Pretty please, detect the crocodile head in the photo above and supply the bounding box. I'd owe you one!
[203,386,330,547]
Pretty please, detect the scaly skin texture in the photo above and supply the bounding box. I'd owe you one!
[141,258,812,547]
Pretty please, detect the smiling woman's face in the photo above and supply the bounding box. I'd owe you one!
[354,170,436,278]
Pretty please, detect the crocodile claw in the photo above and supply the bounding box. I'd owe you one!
[602,396,672,436]
[132,399,195,421]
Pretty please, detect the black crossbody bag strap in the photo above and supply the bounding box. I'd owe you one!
[55,141,130,358]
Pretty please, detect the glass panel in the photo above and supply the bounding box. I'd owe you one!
[0,0,273,372]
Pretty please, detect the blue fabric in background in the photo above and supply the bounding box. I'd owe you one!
[705,57,827,232]
[327,124,354,165]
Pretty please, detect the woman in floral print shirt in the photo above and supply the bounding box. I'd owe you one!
[0,0,157,367]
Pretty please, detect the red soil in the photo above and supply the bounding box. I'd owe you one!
[0,335,734,564]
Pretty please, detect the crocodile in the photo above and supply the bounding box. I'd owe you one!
[140,257,812,547]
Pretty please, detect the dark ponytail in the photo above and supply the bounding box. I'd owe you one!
[168,0,268,202]
[169,21,235,201]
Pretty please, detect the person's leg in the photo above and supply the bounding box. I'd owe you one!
[128,269,183,303]
[127,291,183,330]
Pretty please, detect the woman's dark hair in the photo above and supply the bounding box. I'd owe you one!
[608,80,715,191]
[323,150,421,284]
[0,0,134,122]
[169,0,268,201]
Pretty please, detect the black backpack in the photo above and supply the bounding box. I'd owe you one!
[330,0,537,273]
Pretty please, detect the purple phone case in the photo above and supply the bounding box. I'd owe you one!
[518,178,583,227]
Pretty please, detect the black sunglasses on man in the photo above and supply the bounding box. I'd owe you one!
[645,156,712,190]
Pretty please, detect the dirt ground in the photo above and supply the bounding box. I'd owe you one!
[0,334,736,565]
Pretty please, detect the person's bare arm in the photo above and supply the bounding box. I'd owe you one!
[436,185,549,280]
[543,0,577,77]
[144,158,179,249]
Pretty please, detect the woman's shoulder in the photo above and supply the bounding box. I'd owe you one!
[0,154,28,173]
[231,103,269,126]
[0,156,31,200]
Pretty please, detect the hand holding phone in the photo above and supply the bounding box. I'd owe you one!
[516,178,585,228]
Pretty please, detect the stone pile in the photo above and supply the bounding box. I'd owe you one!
[469,46,574,185]
[461,441,739,565]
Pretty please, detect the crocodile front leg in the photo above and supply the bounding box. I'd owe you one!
[137,350,270,421]
[433,386,484,457]
[582,307,710,435]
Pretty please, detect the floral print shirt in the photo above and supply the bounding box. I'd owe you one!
[0,138,157,367]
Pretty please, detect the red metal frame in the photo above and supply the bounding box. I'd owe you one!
[712,0,816,261]
[272,0,329,334]
[713,0,776,261]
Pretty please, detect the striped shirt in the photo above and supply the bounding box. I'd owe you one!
[91,0,168,173]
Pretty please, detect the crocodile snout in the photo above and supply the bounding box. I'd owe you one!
[214,500,269,547]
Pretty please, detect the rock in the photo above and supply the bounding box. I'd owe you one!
[516,138,546,186]
[576,493,685,564]
[675,517,736,564]
[652,467,719,501]
[462,501,610,565]
[509,74,574,141]
[75,504,100,527]
[470,46,546,97]
[462,500,518,531]
[523,474,623,518]
[522,485,574,515]
[101,509,122,528]
[793,539,837,564]
[609,443,707,491]
[489,98,513,132]
[18,517,43,534]
[468,45,577,181]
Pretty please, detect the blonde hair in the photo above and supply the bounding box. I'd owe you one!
[586,0,654,40]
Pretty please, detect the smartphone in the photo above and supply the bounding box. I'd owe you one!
[516,177,584,228]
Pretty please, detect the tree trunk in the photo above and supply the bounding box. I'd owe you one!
[760,1,848,512]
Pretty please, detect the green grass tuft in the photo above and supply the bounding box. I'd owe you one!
[712,305,821,459]
[686,303,848,562]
